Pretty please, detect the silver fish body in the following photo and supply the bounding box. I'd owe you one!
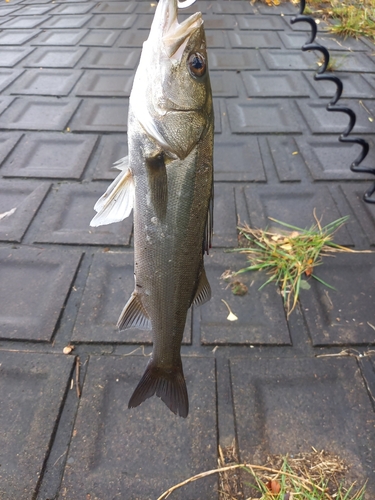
[90,0,213,418]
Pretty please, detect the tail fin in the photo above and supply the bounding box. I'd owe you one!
[128,359,189,418]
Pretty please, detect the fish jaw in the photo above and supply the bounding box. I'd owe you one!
[148,0,202,60]
[148,0,180,41]
[140,0,203,71]
[162,12,203,60]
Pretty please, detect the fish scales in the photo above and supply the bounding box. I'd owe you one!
[90,0,214,418]
[132,122,213,362]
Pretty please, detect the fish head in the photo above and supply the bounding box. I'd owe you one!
[131,0,213,159]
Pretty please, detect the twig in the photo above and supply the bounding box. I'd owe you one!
[316,349,355,358]
[315,348,375,359]
[313,207,323,232]
[122,345,150,357]
[359,100,373,116]
[75,356,81,398]
[53,450,67,467]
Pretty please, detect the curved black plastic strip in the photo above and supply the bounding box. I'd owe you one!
[291,2,375,204]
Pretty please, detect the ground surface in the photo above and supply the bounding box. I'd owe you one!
[0,0,375,499]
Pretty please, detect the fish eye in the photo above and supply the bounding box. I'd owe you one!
[188,52,206,78]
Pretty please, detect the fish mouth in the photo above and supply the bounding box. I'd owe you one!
[149,0,203,59]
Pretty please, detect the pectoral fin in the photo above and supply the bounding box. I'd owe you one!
[90,157,134,227]
[146,153,168,219]
[192,267,211,307]
[111,155,130,169]
[117,291,151,331]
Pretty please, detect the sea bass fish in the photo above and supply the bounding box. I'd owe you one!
[90,0,214,418]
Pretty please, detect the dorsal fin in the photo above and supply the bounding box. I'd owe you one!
[117,292,151,331]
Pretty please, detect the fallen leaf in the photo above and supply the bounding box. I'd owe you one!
[305,258,314,277]
[227,312,238,321]
[267,479,281,494]
[221,299,238,321]
[280,243,292,251]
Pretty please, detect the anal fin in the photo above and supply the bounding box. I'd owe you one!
[192,267,211,307]
[117,292,151,331]
[128,358,189,418]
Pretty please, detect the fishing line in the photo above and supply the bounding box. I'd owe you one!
[292,0,375,204]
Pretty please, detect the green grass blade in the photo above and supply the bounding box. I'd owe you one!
[268,217,305,232]
[311,274,337,290]
[258,275,277,290]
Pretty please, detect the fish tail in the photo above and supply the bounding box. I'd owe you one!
[128,359,189,418]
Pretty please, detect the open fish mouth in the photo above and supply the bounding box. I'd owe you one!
[149,0,203,59]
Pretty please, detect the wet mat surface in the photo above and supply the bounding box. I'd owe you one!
[0,0,374,498]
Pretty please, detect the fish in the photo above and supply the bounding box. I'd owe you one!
[90,0,214,418]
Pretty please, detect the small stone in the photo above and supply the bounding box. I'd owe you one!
[63,345,74,355]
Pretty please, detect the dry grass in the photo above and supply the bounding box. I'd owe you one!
[219,447,366,500]
[242,449,364,500]
[256,0,375,40]
[157,446,367,500]
[218,444,245,500]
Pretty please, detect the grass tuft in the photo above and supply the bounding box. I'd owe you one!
[231,214,371,316]
[256,0,375,40]
[241,450,367,500]
[157,447,367,500]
